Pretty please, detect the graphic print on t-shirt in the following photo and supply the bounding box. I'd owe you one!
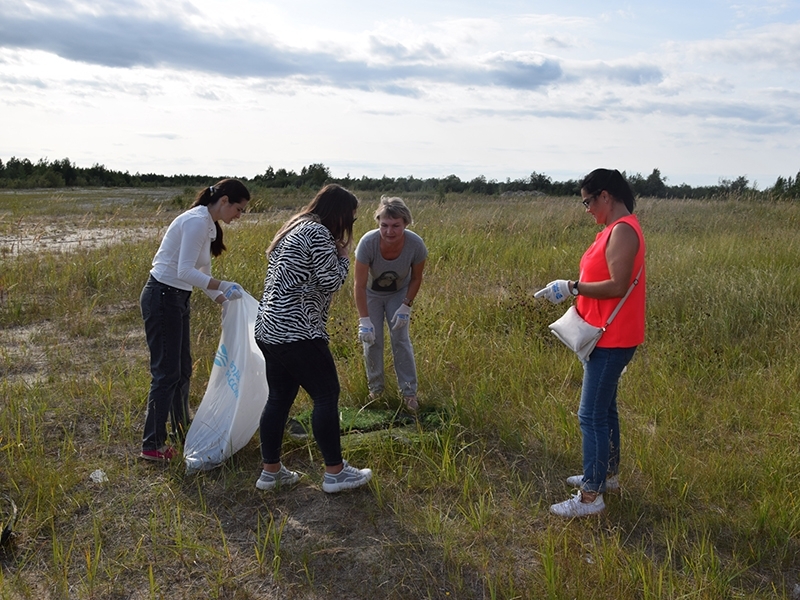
[372,271,399,292]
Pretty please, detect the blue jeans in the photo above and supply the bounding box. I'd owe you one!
[578,346,637,493]
[256,338,343,467]
[140,276,192,451]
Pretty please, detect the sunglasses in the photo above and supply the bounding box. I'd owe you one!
[582,193,599,209]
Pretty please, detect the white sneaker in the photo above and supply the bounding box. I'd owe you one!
[550,491,605,517]
[255,465,301,491]
[566,474,620,492]
[322,460,372,493]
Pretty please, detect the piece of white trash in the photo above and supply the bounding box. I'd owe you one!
[89,469,108,483]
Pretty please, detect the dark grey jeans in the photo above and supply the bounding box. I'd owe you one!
[140,275,192,451]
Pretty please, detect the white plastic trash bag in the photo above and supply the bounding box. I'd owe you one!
[184,292,268,473]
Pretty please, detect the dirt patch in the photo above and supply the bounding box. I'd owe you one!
[0,225,159,256]
[173,449,481,599]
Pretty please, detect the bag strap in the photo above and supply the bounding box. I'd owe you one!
[602,264,644,330]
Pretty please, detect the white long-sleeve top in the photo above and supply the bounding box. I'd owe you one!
[149,205,223,301]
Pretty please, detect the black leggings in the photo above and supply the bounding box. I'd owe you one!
[257,338,343,466]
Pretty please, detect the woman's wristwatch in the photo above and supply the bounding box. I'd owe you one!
[402,297,413,306]
[571,281,579,296]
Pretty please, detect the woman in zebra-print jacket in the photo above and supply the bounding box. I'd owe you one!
[253,184,374,494]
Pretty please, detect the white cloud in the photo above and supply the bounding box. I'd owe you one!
[367,37,448,63]
[730,0,793,19]
[685,22,800,69]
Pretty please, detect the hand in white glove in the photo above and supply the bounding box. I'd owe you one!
[219,280,243,301]
[391,303,411,330]
[358,317,375,345]
[534,279,571,304]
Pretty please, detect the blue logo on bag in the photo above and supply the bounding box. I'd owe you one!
[214,343,241,399]
[214,345,228,367]
[225,361,241,400]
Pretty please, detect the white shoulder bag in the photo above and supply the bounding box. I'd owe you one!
[548,266,642,362]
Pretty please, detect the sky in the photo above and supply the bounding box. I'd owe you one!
[1,0,799,188]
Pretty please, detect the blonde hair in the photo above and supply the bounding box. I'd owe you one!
[374,196,412,225]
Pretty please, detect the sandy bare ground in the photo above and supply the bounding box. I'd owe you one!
[0,225,159,256]
[0,187,171,256]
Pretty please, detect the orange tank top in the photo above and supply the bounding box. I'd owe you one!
[576,215,646,348]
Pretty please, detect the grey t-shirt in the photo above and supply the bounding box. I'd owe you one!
[355,229,428,295]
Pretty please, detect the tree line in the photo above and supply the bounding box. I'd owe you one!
[2,156,799,199]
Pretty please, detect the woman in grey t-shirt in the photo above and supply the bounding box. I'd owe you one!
[354,197,427,411]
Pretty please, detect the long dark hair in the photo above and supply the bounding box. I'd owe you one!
[191,178,250,256]
[267,184,359,255]
[581,169,636,213]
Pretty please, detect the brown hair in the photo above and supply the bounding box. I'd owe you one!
[267,184,359,255]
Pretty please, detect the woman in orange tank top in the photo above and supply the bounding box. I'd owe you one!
[535,168,646,517]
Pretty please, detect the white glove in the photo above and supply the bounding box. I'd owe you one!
[534,279,571,304]
[219,280,243,301]
[358,317,375,345]
[391,303,411,330]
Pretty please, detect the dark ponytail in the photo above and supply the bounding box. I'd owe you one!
[581,169,636,213]
[191,178,250,256]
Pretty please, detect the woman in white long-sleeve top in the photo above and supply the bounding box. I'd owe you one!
[140,179,250,461]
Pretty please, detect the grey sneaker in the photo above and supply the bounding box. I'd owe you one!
[566,474,620,492]
[550,491,605,518]
[255,465,301,491]
[321,460,372,493]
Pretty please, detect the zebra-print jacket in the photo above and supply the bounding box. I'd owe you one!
[254,220,349,344]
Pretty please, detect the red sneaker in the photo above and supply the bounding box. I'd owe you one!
[140,446,177,461]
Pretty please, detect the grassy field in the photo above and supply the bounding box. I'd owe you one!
[0,187,798,599]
